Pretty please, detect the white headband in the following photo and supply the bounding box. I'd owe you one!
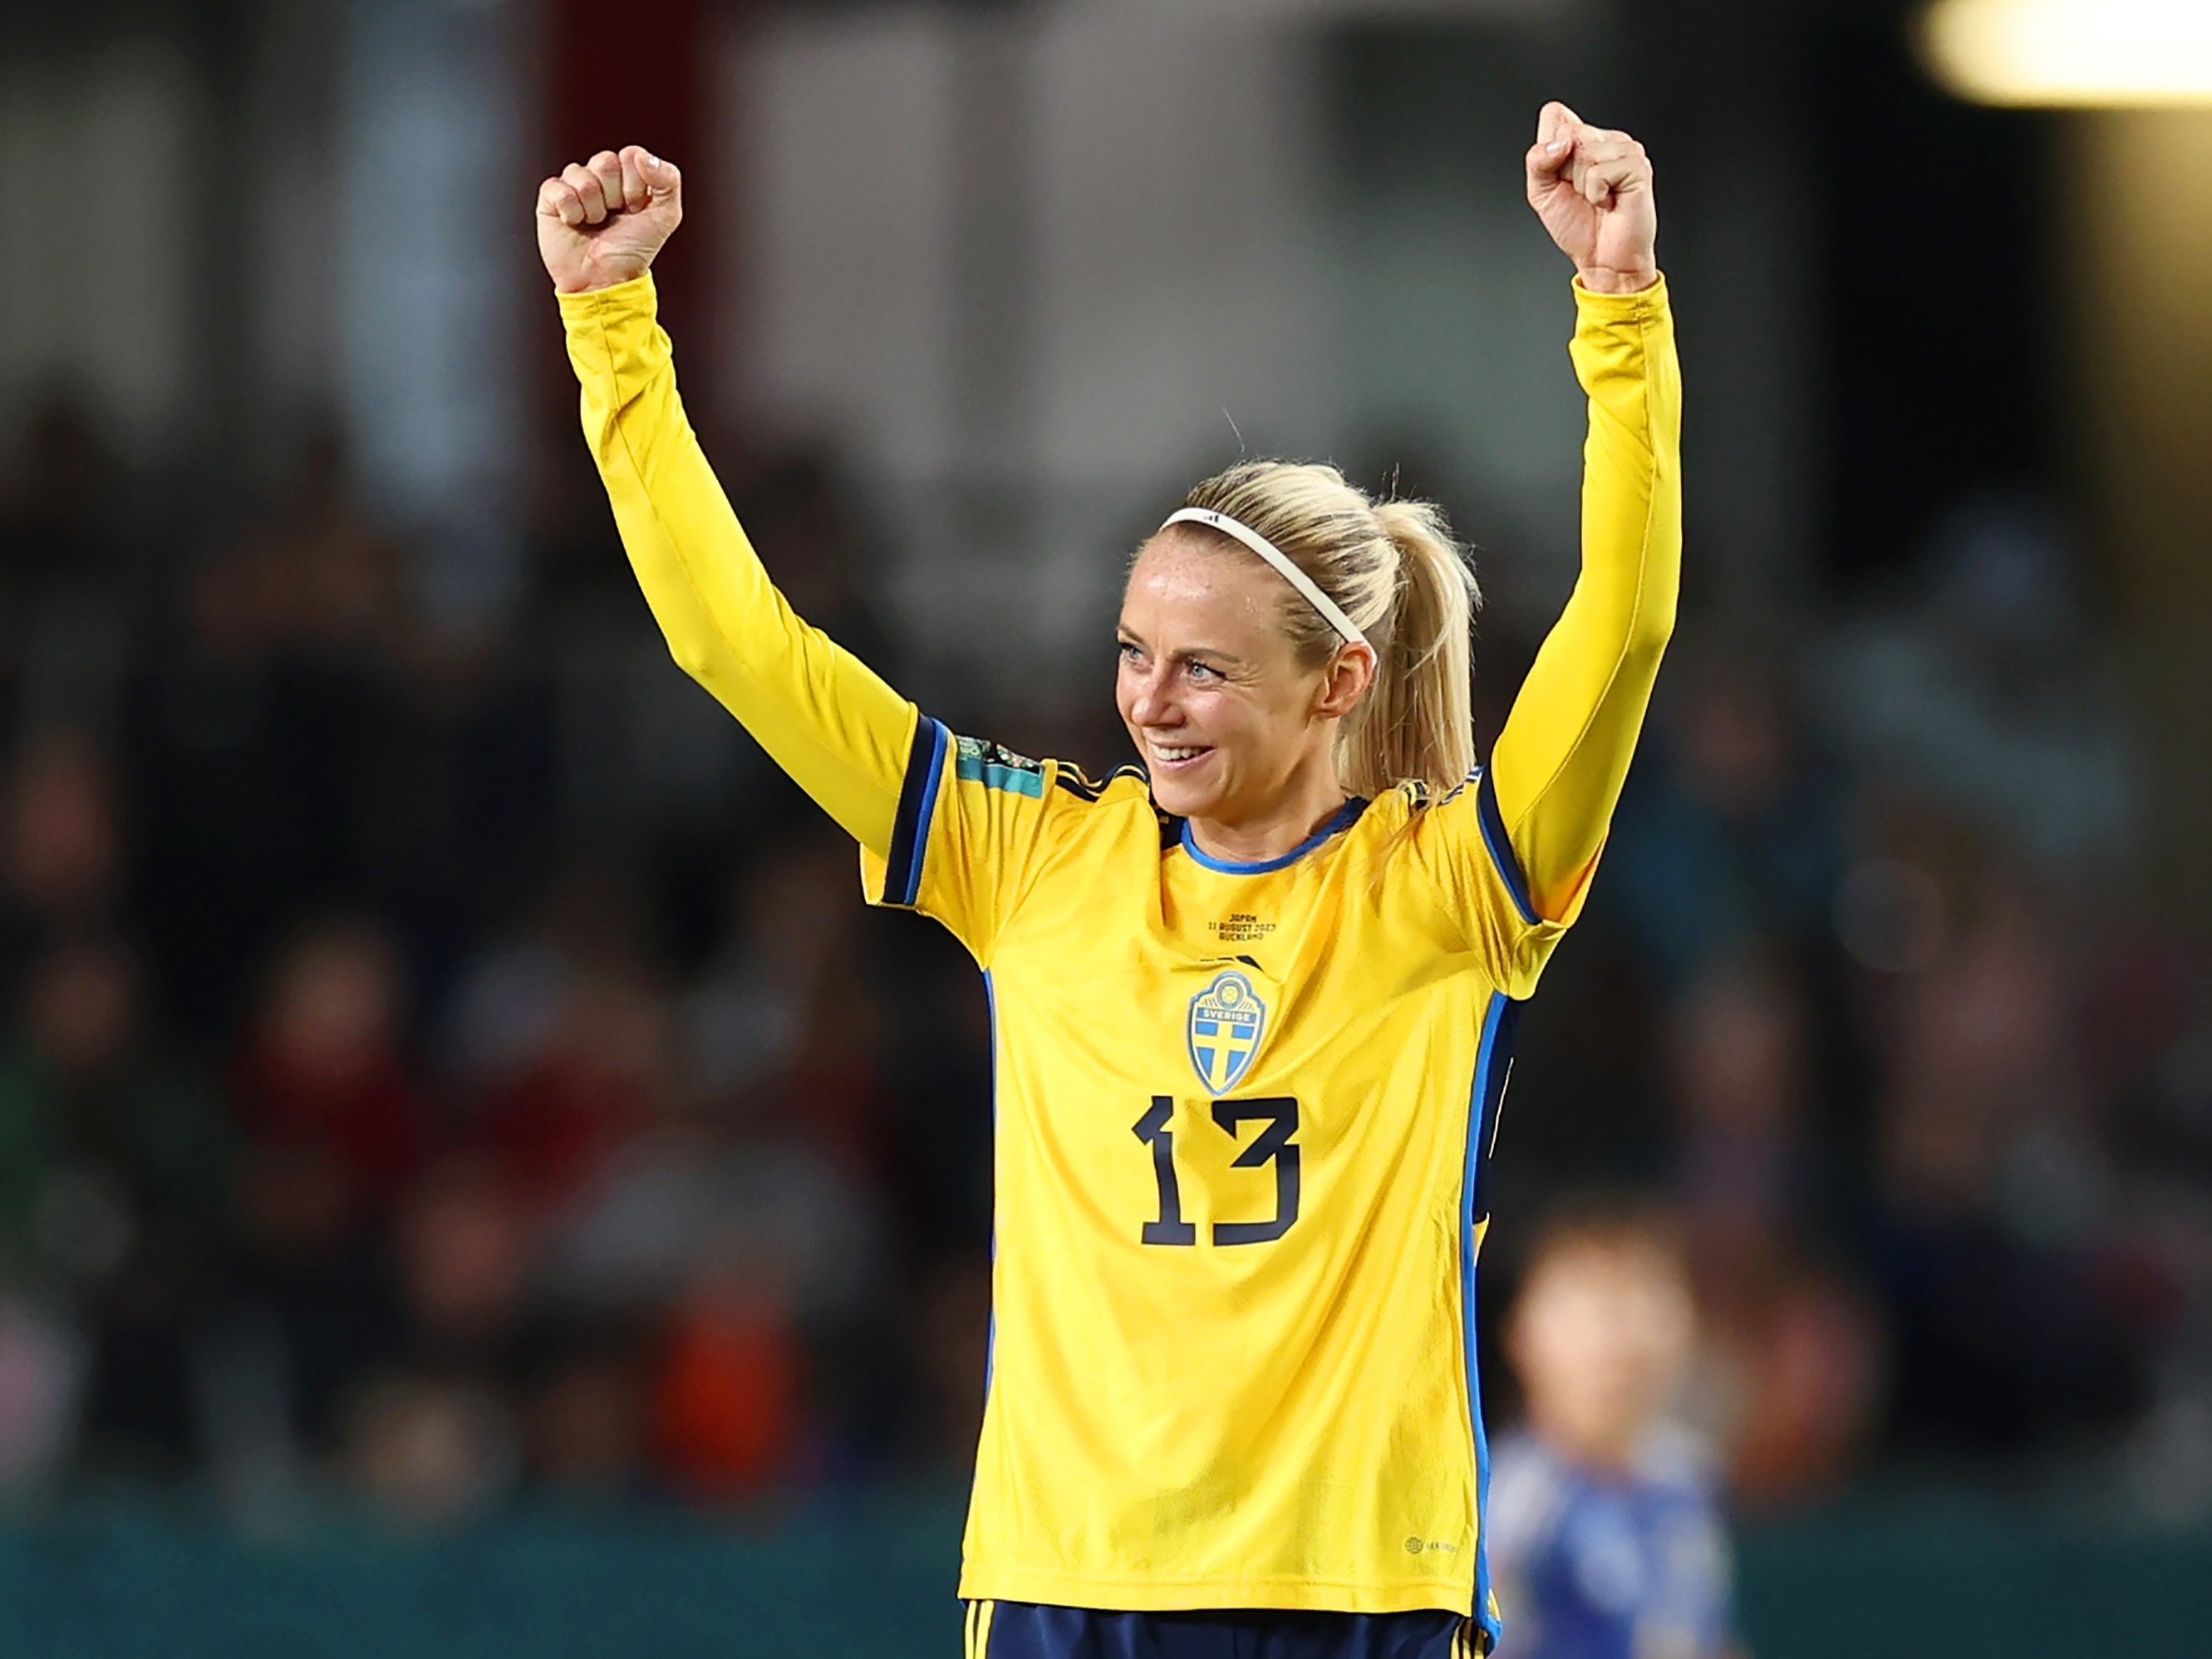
[1158,508,1370,650]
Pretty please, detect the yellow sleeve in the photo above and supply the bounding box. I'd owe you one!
[859,739,1113,963]
[1487,275,1681,925]
[559,273,917,856]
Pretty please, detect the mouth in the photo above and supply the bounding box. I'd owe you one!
[1144,739,1215,775]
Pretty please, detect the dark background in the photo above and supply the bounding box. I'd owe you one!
[0,0,2206,1653]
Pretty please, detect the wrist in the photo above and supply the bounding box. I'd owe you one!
[552,271,634,296]
[1575,263,1660,295]
[553,271,655,313]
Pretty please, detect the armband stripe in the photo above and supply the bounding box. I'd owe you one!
[882,716,950,908]
[1475,769,1541,927]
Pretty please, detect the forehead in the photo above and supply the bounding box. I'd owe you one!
[1120,533,1290,641]
[1524,1237,1686,1301]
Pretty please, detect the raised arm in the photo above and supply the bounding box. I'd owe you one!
[539,146,915,855]
[1488,105,1680,922]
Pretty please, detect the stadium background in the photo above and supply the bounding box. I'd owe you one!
[0,0,2208,1652]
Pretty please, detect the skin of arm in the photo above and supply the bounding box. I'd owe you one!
[1487,280,1681,922]
[562,275,917,856]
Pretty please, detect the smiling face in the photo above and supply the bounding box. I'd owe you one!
[1116,533,1369,828]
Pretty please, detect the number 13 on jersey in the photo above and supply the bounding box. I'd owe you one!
[1132,1096,1301,1247]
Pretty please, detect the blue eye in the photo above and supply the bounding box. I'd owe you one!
[1187,660,1218,682]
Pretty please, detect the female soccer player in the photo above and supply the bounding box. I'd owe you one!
[538,99,1677,1659]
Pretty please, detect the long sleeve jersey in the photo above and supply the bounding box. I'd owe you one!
[563,272,1680,1632]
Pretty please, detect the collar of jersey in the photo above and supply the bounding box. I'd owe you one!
[1174,797,1369,875]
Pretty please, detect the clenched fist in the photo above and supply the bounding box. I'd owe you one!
[537,145,683,295]
[1524,103,1659,295]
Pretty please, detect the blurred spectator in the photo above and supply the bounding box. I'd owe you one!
[233,917,428,1247]
[1592,645,1868,1216]
[229,917,426,1450]
[681,850,823,1105]
[1863,850,2151,1455]
[341,1156,535,1529]
[0,396,120,596]
[1671,965,1807,1256]
[540,1108,869,1502]
[0,1296,80,1499]
[1815,489,2141,873]
[519,1323,651,1498]
[394,1158,538,1360]
[1666,965,1883,1507]
[1607,644,1850,993]
[231,417,409,657]
[128,544,296,1038]
[551,1098,879,1335]
[0,934,232,1478]
[27,936,231,1474]
[1489,1200,1738,1659]
[0,729,125,1004]
[538,942,884,1499]
[342,1371,519,1529]
[123,414,415,1048]
[652,1269,806,1504]
[686,835,892,1188]
[476,963,667,1217]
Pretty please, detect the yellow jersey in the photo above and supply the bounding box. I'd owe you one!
[560,270,1680,1638]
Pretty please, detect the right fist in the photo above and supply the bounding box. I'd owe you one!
[536,145,682,295]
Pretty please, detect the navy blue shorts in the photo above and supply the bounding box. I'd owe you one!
[963,1600,1480,1659]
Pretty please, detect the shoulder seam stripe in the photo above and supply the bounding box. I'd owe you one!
[1054,762,1148,804]
[1475,768,1541,926]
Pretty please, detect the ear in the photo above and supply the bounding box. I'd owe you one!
[1311,641,1377,722]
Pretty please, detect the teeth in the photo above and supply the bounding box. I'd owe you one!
[1153,744,1207,762]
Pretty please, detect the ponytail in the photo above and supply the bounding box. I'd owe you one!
[1163,461,1482,799]
[1339,500,1478,799]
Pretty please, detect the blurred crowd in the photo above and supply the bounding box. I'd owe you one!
[0,385,2210,1540]
[1486,488,2212,1524]
[0,394,994,1528]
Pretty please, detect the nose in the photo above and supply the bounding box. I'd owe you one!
[1122,659,1179,731]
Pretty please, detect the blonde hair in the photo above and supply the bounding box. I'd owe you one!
[1158,460,1480,798]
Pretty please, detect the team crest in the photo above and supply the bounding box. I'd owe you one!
[1187,969,1267,1092]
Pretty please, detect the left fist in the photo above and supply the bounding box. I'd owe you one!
[1525,102,1659,295]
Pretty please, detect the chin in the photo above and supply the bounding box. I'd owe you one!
[1145,769,1225,822]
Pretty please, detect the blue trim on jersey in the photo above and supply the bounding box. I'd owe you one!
[1463,990,1523,1654]
[1474,770,1541,927]
[1175,797,1368,875]
[883,717,951,907]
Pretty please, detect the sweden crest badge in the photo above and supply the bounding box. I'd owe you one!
[1187,969,1266,1092]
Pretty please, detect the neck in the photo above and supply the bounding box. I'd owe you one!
[1184,750,1349,866]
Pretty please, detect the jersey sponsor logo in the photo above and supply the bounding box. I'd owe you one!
[1187,969,1266,1092]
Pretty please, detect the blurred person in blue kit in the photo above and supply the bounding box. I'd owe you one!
[1489,1202,1739,1659]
